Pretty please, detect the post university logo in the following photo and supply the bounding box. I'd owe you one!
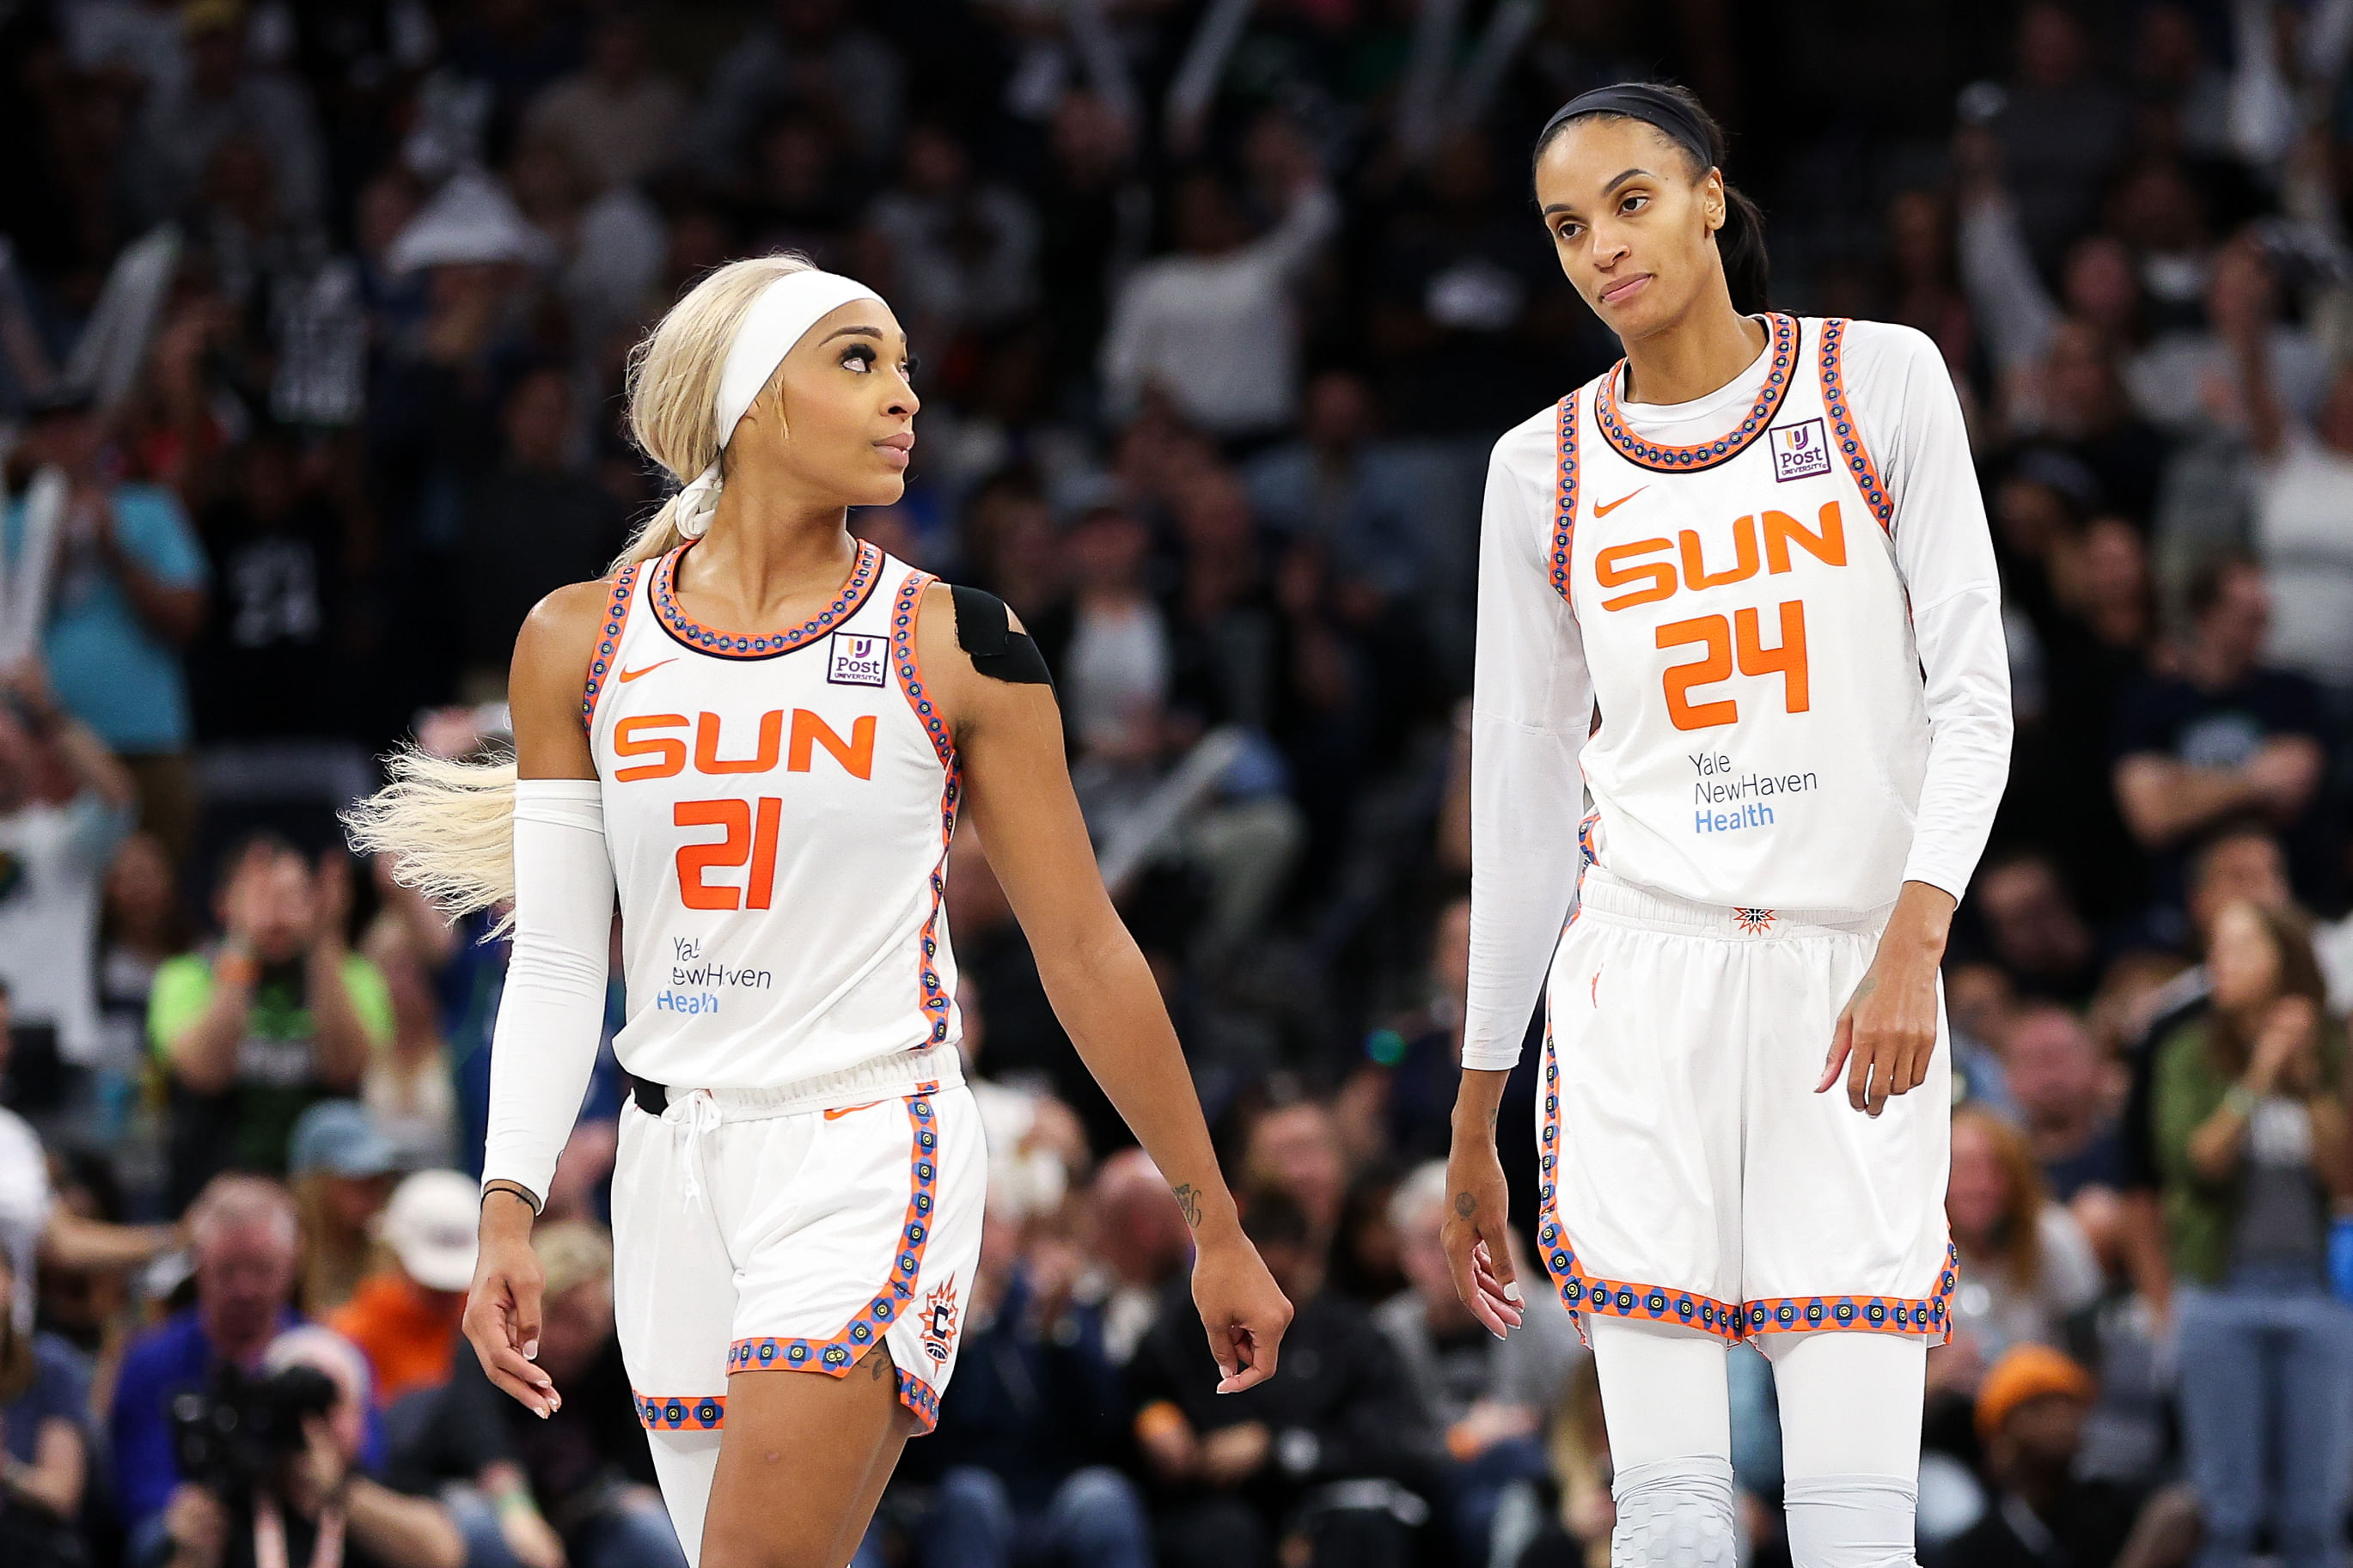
[1770,418,1832,482]
[828,631,889,686]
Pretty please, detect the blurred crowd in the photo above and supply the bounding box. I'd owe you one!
[6,2,2353,1567]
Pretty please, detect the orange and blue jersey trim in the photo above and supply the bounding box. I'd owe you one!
[650,537,883,659]
[1817,318,1894,534]
[1536,1022,1956,1345]
[1549,387,1580,610]
[1593,313,1796,473]
[890,570,959,1048]
[580,563,642,731]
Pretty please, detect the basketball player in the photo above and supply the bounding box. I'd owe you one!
[1441,85,2011,1567]
[348,258,1291,1568]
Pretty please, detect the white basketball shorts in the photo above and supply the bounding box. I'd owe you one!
[610,1044,986,1436]
[1536,868,1956,1344]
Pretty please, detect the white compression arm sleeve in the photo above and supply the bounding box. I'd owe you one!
[481,779,615,1207]
[1464,422,1594,1071]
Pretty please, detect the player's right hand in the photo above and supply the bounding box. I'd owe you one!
[1441,1136,1525,1338]
[466,1188,559,1417]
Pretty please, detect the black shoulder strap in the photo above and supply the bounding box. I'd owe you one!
[950,584,1053,686]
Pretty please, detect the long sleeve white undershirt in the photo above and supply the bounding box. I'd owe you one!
[1462,320,2011,1071]
[480,779,615,1206]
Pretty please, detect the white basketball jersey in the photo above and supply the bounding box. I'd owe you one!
[1559,314,1929,912]
[585,539,959,1089]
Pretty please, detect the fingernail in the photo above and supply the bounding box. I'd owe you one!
[523,1340,539,1361]
[1503,1282,1525,1303]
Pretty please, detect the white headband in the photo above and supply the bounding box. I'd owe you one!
[673,267,885,539]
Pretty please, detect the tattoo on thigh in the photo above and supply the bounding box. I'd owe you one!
[1171,1184,1202,1228]
[868,1345,894,1382]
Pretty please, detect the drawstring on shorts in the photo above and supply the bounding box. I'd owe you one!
[671,1089,723,1208]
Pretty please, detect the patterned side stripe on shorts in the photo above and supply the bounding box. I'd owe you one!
[724,1088,942,1378]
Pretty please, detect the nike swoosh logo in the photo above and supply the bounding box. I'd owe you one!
[1593,487,1647,516]
[822,1101,883,1120]
[617,659,675,682]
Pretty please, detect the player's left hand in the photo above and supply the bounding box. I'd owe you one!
[1191,1230,1293,1393]
[1818,881,1954,1116]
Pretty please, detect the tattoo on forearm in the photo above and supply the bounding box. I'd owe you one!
[1171,1184,1202,1229]
[1454,1193,1476,1218]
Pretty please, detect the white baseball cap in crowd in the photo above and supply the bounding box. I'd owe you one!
[379,1169,481,1294]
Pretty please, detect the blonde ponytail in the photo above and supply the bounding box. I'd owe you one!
[342,746,523,926]
[347,252,823,918]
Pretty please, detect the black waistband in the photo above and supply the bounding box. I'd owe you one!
[632,1078,669,1115]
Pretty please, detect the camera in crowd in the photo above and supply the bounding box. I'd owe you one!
[167,1364,341,1498]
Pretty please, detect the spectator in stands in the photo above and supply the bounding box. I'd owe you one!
[1085,1151,1194,1367]
[112,1176,303,1542]
[98,831,184,1089]
[356,914,457,1173]
[327,1170,475,1408]
[1375,1162,1581,1566]
[2004,1004,2125,1205]
[1922,1345,2196,1568]
[2111,556,2328,907]
[1128,1189,1433,1568]
[388,1222,680,1568]
[2226,272,2353,700]
[155,1324,463,1568]
[1341,897,1473,1166]
[1061,504,1170,768]
[1986,3,2130,269]
[520,11,685,193]
[867,119,1039,348]
[458,367,626,697]
[287,1100,398,1315]
[0,1248,91,1568]
[0,657,137,1110]
[691,0,905,179]
[151,837,390,1206]
[1243,370,1430,601]
[1940,1107,2104,1394]
[7,389,207,860]
[2151,900,2353,1567]
[1239,1099,1350,1243]
[125,0,326,229]
[1101,119,1337,440]
[1969,852,2099,1005]
[0,979,179,1323]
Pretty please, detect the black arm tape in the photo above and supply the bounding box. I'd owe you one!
[950,584,1054,686]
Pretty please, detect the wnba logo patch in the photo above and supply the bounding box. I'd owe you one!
[1769,419,1832,482]
[828,632,889,686]
[920,1278,960,1362]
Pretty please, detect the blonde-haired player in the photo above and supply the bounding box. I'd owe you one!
[349,255,1291,1568]
[1441,86,2011,1568]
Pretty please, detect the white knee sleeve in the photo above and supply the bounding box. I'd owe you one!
[1587,1315,1732,1469]
[1781,1474,1919,1568]
[645,1427,723,1565]
[1760,1329,1925,1480]
[1610,1456,1737,1568]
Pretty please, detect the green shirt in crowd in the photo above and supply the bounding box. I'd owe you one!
[2152,1011,2344,1287]
[147,949,394,1187]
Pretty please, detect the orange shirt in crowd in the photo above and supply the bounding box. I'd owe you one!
[328,1272,467,1406]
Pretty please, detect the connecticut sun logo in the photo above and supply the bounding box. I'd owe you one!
[1733,907,1776,935]
[920,1278,960,1362]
